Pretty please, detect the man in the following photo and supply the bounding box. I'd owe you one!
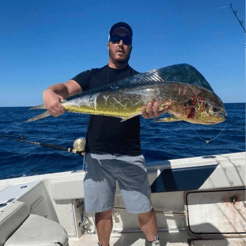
[43,22,167,246]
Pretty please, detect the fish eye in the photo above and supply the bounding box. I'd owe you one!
[213,107,220,112]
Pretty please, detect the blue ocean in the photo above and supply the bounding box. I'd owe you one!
[0,103,245,180]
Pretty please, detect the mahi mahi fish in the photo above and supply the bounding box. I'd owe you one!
[26,64,227,125]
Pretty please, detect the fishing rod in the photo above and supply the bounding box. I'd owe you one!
[230,3,246,33]
[0,135,85,156]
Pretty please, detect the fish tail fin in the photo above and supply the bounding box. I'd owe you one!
[29,104,46,110]
[26,111,51,122]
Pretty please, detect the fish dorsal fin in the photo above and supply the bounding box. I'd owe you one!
[156,64,214,92]
[64,64,214,101]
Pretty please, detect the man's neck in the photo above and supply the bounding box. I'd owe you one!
[108,60,128,70]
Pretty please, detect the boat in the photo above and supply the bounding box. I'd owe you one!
[0,151,245,246]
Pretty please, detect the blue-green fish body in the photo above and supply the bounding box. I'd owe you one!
[27,64,227,125]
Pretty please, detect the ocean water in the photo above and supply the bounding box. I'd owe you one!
[0,103,245,180]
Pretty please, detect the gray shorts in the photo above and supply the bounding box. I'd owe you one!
[83,153,152,214]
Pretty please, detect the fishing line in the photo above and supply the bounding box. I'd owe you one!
[0,134,85,156]
[187,120,228,144]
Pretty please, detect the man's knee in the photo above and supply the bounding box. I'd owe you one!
[138,208,154,217]
[96,209,113,221]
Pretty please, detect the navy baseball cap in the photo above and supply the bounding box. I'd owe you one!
[108,22,133,42]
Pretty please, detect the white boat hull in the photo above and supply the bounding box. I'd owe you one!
[0,152,245,246]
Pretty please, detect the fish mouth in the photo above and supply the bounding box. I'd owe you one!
[221,113,228,122]
[223,112,228,118]
[213,112,227,124]
[215,111,227,119]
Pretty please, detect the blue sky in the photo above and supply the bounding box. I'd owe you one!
[0,0,245,106]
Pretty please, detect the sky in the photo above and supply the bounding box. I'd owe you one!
[0,0,245,106]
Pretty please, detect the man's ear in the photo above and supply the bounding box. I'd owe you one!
[107,44,109,50]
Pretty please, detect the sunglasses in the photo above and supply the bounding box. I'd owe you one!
[109,35,132,45]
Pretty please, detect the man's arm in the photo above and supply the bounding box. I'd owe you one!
[43,80,82,117]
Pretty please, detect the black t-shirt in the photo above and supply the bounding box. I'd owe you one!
[72,65,142,156]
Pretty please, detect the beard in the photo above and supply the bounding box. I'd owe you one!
[109,49,131,65]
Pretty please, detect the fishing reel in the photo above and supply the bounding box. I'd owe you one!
[73,138,86,153]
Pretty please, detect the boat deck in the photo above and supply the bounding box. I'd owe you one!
[69,231,190,246]
[69,231,246,246]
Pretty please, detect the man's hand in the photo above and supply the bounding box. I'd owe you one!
[43,89,66,117]
[142,102,169,119]
[42,80,82,118]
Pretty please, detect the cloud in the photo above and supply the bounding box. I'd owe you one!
[210,5,229,12]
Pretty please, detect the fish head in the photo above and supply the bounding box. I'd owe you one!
[160,83,227,125]
[206,103,227,124]
[194,93,227,125]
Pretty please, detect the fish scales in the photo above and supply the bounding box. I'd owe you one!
[27,64,226,125]
[64,84,162,119]
[63,81,222,123]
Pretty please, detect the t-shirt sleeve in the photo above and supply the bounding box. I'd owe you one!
[71,70,91,92]
[72,68,100,92]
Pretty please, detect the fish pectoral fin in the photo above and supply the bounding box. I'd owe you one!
[120,116,131,122]
[120,112,142,122]
[26,111,51,122]
[155,116,181,123]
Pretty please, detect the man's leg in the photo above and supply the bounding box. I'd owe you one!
[115,155,159,242]
[83,154,117,245]
[96,209,113,246]
[138,208,158,242]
